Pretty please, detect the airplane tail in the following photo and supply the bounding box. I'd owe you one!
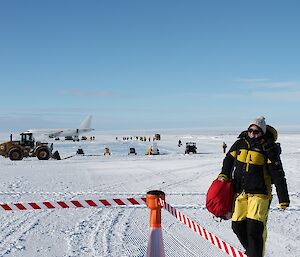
[79,115,92,129]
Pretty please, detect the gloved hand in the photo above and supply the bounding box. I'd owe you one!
[278,202,289,210]
[217,174,228,182]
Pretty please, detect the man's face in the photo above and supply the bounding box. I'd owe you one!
[248,125,262,138]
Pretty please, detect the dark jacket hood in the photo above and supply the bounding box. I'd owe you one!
[238,125,278,142]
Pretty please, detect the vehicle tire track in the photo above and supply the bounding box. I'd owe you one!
[67,207,150,257]
[67,208,107,257]
[0,210,52,256]
[67,208,129,257]
[93,208,129,257]
[111,208,148,257]
[146,161,216,192]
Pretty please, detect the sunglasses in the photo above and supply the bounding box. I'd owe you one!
[248,128,261,135]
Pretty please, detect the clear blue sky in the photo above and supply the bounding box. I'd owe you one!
[1,1,299,132]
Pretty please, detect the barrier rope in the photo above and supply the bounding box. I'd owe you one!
[0,197,146,211]
[2,193,248,256]
[159,198,248,257]
[0,196,207,211]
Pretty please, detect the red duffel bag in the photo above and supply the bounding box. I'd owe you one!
[206,179,235,220]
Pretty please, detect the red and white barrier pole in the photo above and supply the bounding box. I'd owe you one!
[146,190,165,257]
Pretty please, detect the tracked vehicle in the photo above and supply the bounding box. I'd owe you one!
[0,133,55,161]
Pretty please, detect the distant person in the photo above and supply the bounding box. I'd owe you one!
[217,116,289,257]
[147,146,153,155]
[178,139,182,147]
[222,141,227,153]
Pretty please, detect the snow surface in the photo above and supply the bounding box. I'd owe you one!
[0,131,299,257]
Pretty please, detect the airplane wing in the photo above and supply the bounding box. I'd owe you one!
[26,129,64,138]
[47,130,64,138]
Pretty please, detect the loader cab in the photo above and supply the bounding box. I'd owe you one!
[20,133,35,148]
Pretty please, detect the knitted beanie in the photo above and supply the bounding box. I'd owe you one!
[248,116,267,134]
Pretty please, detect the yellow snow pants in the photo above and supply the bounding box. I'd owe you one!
[231,192,271,257]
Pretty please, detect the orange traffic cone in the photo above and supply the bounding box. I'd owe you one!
[146,190,165,257]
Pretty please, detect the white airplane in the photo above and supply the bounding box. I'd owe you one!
[25,115,94,141]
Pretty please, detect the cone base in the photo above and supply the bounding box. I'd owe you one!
[147,227,165,257]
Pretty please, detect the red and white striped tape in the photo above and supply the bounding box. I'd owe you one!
[2,194,247,256]
[159,198,248,257]
[0,197,146,211]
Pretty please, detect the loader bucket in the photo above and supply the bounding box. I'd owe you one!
[52,150,61,160]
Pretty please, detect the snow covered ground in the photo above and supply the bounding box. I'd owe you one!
[0,130,299,257]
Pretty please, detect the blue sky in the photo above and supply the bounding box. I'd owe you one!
[1,1,299,132]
